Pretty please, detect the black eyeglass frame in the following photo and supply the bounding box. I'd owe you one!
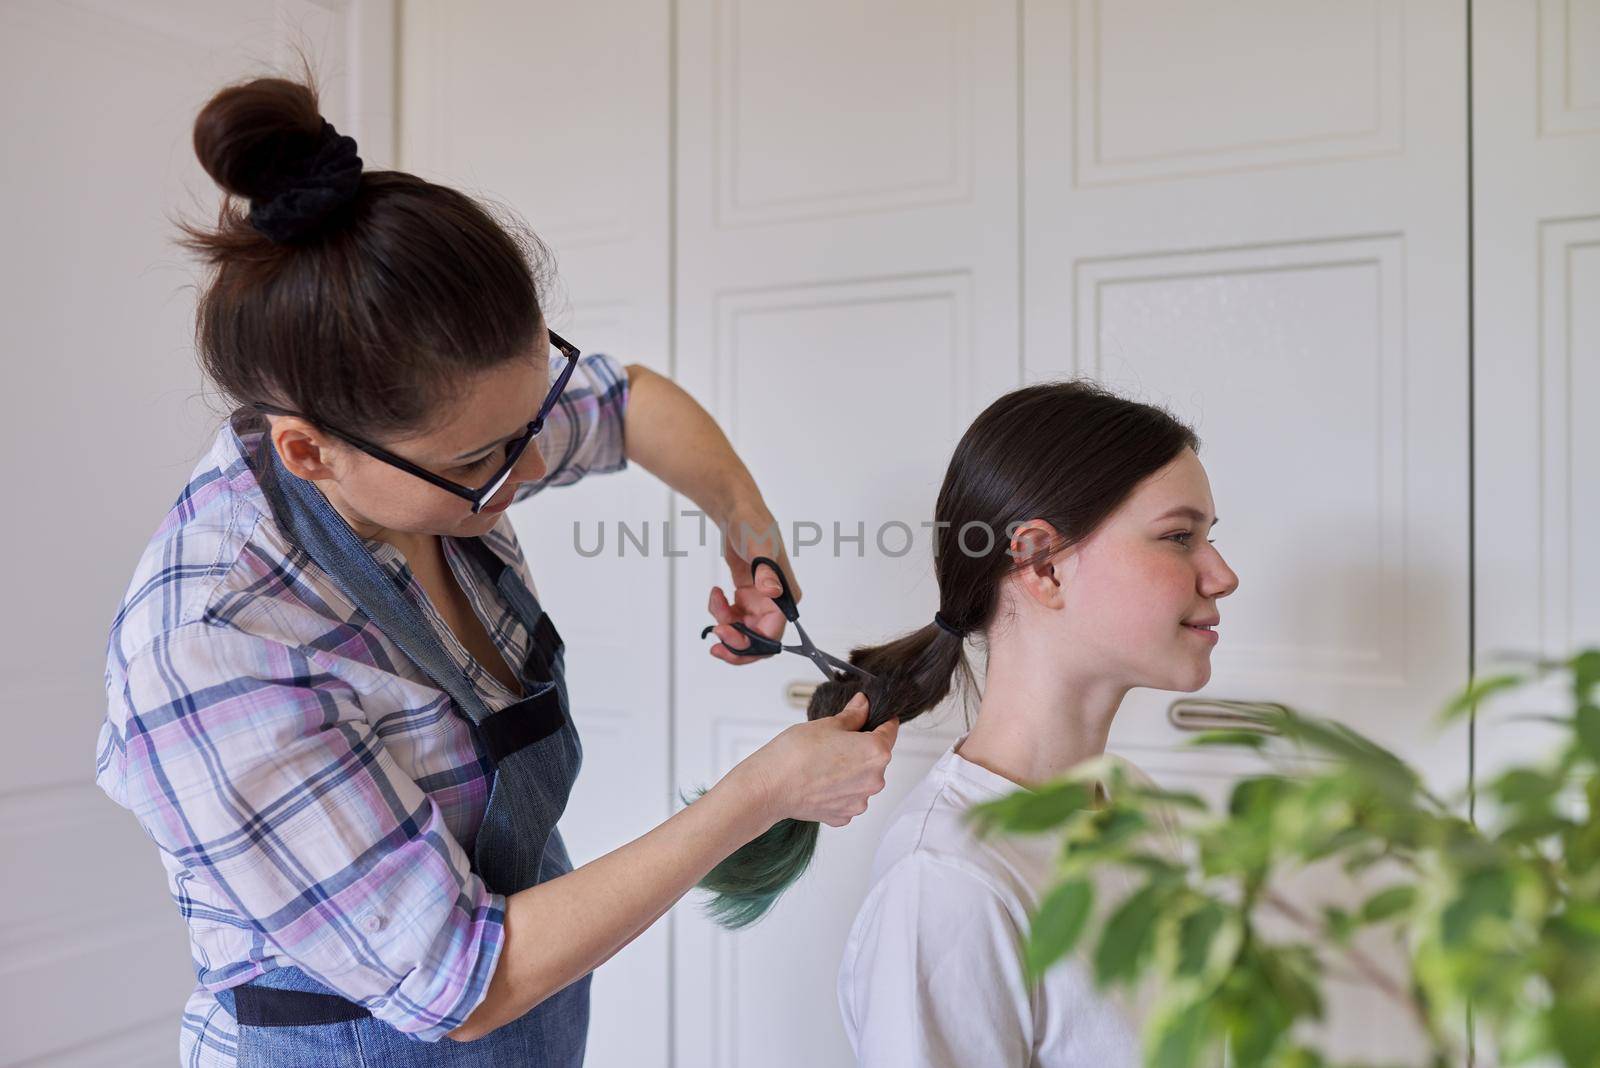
[253,330,581,514]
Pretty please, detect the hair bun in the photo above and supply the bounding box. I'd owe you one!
[192,77,363,242]
[246,119,362,242]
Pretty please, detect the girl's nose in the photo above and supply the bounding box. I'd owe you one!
[1202,546,1240,599]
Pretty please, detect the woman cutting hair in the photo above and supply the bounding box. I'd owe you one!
[93,72,896,1066]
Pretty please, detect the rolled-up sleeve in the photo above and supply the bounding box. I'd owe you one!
[514,350,630,502]
[117,622,504,1041]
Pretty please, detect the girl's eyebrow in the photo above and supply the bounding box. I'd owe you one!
[1152,506,1218,526]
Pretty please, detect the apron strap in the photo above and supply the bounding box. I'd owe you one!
[257,434,567,762]
[231,983,371,1027]
[255,435,495,728]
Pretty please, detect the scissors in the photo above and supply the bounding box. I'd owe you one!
[701,556,876,683]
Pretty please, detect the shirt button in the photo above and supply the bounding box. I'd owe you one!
[362,914,387,933]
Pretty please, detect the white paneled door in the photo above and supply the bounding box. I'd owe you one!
[1022,0,1469,1061]
[1025,0,1471,775]
[1473,0,1600,773]
[399,3,675,1066]
[668,1,1020,1065]
[0,2,395,1064]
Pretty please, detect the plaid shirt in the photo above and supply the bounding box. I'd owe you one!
[95,352,629,1065]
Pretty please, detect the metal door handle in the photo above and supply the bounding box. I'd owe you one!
[786,680,819,710]
[1167,698,1290,733]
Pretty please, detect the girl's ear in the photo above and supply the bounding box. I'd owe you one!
[1007,518,1062,565]
[1008,519,1074,609]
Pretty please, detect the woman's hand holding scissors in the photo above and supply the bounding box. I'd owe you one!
[705,507,801,666]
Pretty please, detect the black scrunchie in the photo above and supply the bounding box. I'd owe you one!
[248,119,363,243]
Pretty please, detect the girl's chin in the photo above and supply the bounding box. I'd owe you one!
[1160,653,1212,692]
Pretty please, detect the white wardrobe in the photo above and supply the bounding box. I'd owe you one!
[399,2,1596,1064]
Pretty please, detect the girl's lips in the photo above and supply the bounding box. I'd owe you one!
[480,497,513,515]
[1183,622,1219,644]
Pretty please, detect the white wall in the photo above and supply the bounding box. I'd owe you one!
[0,3,396,1063]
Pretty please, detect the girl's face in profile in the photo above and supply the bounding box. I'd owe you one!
[1058,448,1239,693]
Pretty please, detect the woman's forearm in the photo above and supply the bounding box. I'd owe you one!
[448,770,769,1042]
[622,363,763,524]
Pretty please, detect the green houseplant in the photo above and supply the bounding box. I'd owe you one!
[968,650,1600,1068]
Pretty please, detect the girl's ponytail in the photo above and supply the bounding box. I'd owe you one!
[694,619,974,929]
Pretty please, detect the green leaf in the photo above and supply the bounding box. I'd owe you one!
[1323,905,1354,944]
[1440,867,1514,949]
[1088,806,1151,847]
[1094,882,1169,987]
[1147,997,1212,1068]
[1549,999,1600,1068]
[1025,878,1093,979]
[1491,767,1564,806]
[1057,808,1153,873]
[1125,783,1210,812]
[1498,811,1574,845]
[1229,775,1292,819]
[1189,729,1269,750]
[1301,824,1372,864]
[1177,901,1228,978]
[1576,703,1600,765]
[1271,714,1421,800]
[1341,844,1390,876]
[1572,648,1600,705]
[1440,671,1527,724]
[1259,944,1325,1021]
[1359,885,1416,925]
[968,780,1094,835]
[1224,955,1296,1066]
[1121,852,1187,881]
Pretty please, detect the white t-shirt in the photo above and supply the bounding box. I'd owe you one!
[837,737,1174,1067]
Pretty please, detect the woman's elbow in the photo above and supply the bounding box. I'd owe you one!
[445,1020,484,1043]
[444,981,560,1043]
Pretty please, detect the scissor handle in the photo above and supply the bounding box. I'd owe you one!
[699,620,782,658]
[748,556,799,622]
[697,557,797,658]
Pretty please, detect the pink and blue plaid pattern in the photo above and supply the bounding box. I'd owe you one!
[95,352,628,1065]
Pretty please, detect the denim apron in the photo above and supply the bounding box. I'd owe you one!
[220,434,591,1066]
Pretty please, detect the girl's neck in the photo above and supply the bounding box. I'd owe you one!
[955,642,1128,790]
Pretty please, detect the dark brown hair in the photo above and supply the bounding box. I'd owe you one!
[178,69,551,439]
[697,379,1201,928]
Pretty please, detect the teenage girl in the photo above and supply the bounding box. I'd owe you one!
[830,381,1238,1066]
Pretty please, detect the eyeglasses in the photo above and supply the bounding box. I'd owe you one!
[253,330,581,514]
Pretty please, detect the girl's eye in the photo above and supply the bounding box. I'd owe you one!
[456,454,495,475]
[1167,531,1193,546]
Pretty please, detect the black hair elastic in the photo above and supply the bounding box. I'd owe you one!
[932,612,964,639]
[248,118,363,243]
